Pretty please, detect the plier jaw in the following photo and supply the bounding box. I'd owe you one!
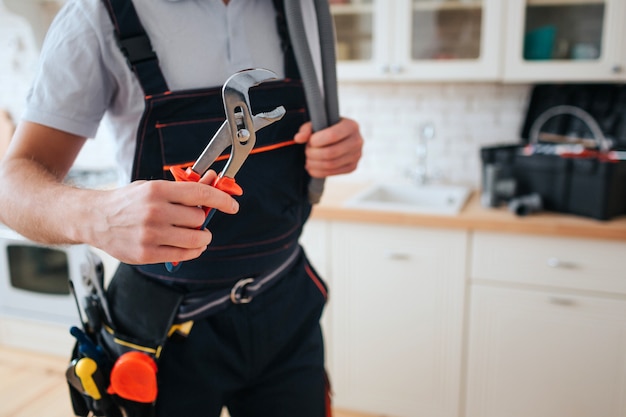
[166,69,285,272]
[169,105,286,192]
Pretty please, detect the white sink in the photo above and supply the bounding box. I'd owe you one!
[344,183,471,216]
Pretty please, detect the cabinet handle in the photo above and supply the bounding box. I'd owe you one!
[546,257,578,269]
[549,297,577,307]
[385,251,411,261]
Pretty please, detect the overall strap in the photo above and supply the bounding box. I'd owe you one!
[272,0,300,80]
[101,0,170,96]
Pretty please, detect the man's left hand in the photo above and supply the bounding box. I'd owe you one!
[293,117,363,178]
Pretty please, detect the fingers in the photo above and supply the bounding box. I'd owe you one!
[300,118,364,178]
[199,169,218,185]
[163,180,240,215]
[293,121,313,144]
[92,179,241,265]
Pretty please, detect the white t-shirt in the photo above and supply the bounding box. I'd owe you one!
[24,0,321,182]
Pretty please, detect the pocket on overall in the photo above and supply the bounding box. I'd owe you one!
[156,116,226,176]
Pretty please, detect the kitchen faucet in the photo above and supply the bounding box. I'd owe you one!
[410,122,435,184]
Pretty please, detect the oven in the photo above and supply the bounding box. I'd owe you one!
[0,224,118,326]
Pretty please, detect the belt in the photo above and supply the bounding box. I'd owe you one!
[175,245,301,322]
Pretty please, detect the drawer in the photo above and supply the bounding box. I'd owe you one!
[471,232,626,294]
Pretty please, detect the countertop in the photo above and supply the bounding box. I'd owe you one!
[311,181,626,242]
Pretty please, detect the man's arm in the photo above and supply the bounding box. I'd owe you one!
[0,121,239,265]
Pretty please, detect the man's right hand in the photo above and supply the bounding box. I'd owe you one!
[0,121,239,265]
[90,172,239,265]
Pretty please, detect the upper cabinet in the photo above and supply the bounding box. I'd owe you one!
[332,0,503,81]
[503,0,626,82]
[332,0,626,82]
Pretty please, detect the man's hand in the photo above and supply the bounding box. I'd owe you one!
[293,117,363,178]
[0,121,239,266]
[91,171,239,265]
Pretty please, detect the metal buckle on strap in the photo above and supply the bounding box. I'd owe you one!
[230,278,254,304]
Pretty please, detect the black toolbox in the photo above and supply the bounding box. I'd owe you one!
[482,83,626,220]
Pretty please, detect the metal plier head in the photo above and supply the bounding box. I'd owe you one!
[170,68,286,195]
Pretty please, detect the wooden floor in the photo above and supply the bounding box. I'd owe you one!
[0,346,71,417]
[0,345,373,417]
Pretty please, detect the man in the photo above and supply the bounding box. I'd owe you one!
[0,0,363,416]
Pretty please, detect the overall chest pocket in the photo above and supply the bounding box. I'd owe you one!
[156,116,226,174]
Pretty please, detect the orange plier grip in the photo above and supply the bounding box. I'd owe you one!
[166,167,243,272]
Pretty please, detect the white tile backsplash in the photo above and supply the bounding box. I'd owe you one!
[338,82,531,188]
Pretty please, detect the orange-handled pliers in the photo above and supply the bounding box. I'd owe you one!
[166,68,286,272]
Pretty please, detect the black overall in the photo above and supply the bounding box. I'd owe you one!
[98,1,332,416]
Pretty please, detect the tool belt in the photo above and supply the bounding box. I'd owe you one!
[68,262,185,417]
[67,246,301,417]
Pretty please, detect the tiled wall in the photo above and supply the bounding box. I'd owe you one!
[337,82,532,188]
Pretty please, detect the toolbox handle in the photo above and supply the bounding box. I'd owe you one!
[529,105,611,152]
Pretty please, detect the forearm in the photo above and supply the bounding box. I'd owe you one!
[0,157,101,246]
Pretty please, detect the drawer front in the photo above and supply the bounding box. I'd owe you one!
[471,232,626,294]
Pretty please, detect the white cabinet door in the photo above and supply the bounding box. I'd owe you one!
[300,219,331,279]
[466,285,626,417]
[333,0,393,81]
[299,219,335,373]
[333,0,503,81]
[393,0,503,81]
[503,0,626,82]
[329,222,467,417]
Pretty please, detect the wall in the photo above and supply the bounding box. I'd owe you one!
[337,82,531,189]
[0,5,39,121]
[0,2,117,168]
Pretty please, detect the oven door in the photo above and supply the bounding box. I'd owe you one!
[0,226,85,324]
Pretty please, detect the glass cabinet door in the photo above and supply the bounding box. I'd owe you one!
[523,0,605,62]
[331,0,392,80]
[410,0,484,62]
[399,0,501,80]
[331,0,375,62]
[504,0,626,82]
[331,0,502,81]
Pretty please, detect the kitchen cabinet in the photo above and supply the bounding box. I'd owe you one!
[333,0,626,82]
[301,219,331,280]
[503,0,626,82]
[332,0,503,81]
[299,219,335,372]
[328,222,467,417]
[466,231,626,417]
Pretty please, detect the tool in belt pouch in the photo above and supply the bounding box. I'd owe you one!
[68,253,187,417]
